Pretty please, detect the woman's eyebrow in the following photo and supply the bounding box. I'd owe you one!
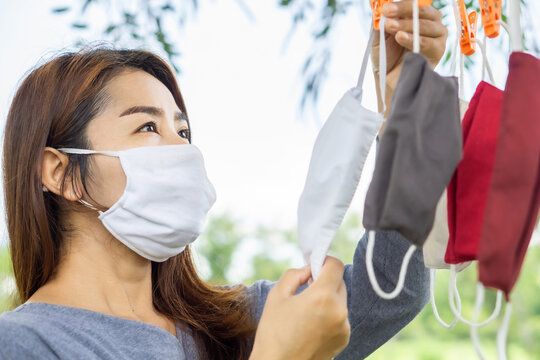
[119,105,187,122]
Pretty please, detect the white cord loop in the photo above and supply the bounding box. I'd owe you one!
[412,0,420,53]
[470,283,486,359]
[366,231,417,300]
[497,302,513,360]
[448,265,503,327]
[430,269,462,329]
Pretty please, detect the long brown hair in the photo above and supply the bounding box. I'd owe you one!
[3,48,256,359]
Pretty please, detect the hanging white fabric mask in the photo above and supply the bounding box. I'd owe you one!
[57,144,217,262]
[297,26,385,280]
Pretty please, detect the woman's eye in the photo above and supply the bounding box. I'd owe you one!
[178,128,191,140]
[138,122,157,133]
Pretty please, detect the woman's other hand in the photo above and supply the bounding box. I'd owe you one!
[250,256,350,360]
[372,0,448,79]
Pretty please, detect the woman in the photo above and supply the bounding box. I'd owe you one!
[0,2,447,359]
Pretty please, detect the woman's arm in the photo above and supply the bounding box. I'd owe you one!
[337,231,429,358]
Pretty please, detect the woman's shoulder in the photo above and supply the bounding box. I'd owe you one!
[0,305,56,359]
[0,303,185,360]
[0,304,43,333]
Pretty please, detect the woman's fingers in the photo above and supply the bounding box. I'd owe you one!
[382,0,442,22]
[384,18,447,39]
[395,31,445,56]
[310,256,345,292]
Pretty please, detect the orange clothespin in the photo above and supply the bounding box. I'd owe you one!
[458,0,478,56]
[370,0,431,30]
[370,0,393,30]
[479,0,502,38]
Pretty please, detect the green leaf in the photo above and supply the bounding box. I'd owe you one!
[82,0,93,13]
[124,12,136,25]
[105,24,117,34]
[52,7,70,13]
[71,23,88,29]
[315,24,330,38]
[162,4,174,11]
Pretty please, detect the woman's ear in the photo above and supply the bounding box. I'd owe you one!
[42,147,81,201]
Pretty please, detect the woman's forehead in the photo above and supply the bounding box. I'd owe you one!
[103,69,183,117]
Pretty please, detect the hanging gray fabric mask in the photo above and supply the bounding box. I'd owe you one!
[362,0,463,300]
[363,52,462,245]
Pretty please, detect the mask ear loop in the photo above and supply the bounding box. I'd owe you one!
[378,15,387,115]
[449,0,461,76]
[507,0,523,52]
[497,301,513,360]
[497,19,512,56]
[359,19,386,113]
[470,283,487,360]
[429,268,462,328]
[450,0,466,98]
[78,198,103,215]
[481,32,487,82]
[357,28,375,90]
[459,53,466,98]
[483,8,511,61]
[58,147,119,215]
[412,0,420,54]
[57,148,120,157]
[473,36,495,85]
[448,264,503,327]
[366,231,417,299]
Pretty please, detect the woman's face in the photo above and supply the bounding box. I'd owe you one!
[83,69,190,208]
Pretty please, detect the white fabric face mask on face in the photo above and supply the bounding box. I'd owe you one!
[297,26,385,280]
[57,144,217,262]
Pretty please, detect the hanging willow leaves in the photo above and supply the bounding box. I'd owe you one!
[52,0,537,113]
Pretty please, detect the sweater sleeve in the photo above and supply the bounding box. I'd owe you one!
[246,230,430,359]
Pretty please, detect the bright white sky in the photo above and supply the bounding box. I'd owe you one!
[0,0,539,249]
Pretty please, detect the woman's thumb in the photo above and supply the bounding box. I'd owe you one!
[273,265,312,297]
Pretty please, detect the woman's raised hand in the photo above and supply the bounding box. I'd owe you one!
[372,0,448,75]
[250,256,350,360]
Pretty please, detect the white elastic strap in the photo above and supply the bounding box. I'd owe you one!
[459,53,465,98]
[357,29,375,88]
[412,0,420,54]
[474,38,495,85]
[496,19,513,56]
[481,33,487,82]
[78,199,102,214]
[430,269,462,329]
[471,283,486,360]
[508,0,523,52]
[497,302,513,360]
[58,148,119,157]
[448,265,503,327]
[497,20,512,38]
[449,0,461,76]
[366,230,417,300]
[379,16,387,114]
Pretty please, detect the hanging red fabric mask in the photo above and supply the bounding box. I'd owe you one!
[445,81,504,264]
[478,52,540,300]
